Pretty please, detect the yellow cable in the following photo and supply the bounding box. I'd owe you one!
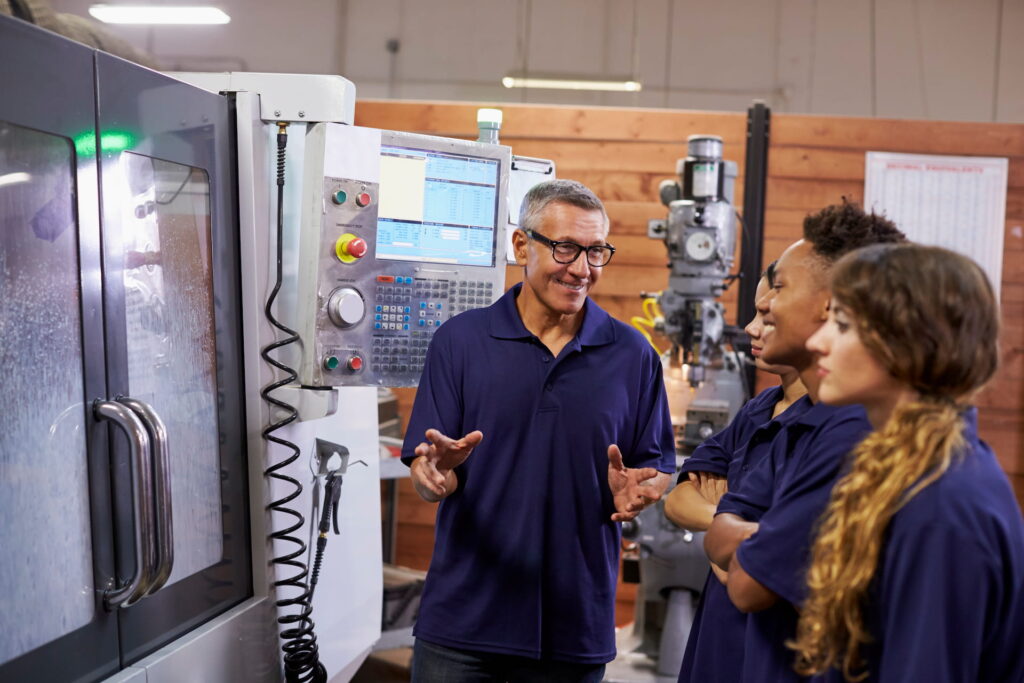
[643,296,664,322]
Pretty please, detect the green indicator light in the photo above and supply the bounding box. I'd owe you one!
[72,130,137,157]
[323,355,340,371]
[332,190,348,205]
[100,132,135,153]
[73,132,96,157]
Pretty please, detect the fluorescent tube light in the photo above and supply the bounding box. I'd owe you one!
[501,75,642,93]
[89,5,230,25]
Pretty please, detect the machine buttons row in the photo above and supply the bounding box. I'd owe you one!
[377,294,412,305]
[332,189,373,207]
[457,280,494,293]
[415,280,451,294]
[322,352,363,373]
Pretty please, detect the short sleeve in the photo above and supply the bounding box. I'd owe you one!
[678,420,741,480]
[715,441,779,522]
[624,347,676,473]
[734,413,867,604]
[400,328,464,465]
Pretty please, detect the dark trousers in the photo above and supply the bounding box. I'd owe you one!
[411,638,607,683]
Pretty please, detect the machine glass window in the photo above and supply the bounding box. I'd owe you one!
[0,120,93,664]
[118,153,224,584]
[376,145,500,267]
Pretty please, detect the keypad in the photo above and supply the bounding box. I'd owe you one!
[449,280,495,315]
[369,276,497,375]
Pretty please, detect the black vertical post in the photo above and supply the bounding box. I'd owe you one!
[737,101,770,397]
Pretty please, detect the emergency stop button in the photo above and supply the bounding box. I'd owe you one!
[355,192,372,207]
[335,233,367,263]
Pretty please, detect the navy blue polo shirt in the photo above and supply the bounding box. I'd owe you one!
[716,401,871,682]
[815,409,1024,683]
[401,283,675,664]
[677,389,813,683]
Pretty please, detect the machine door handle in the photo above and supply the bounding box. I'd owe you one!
[95,400,155,609]
[119,398,174,595]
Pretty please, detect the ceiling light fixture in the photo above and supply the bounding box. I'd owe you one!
[501,74,642,93]
[88,5,231,25]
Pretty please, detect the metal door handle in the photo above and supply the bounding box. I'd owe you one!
[95,400,155,609]
[119,398,174,595]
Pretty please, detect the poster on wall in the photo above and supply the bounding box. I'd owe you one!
[864,152,1008,296]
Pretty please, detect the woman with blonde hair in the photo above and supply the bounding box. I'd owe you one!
[795,243,1024,681]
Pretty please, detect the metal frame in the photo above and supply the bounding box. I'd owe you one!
[93,50,253,664]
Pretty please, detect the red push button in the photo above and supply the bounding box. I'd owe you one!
[346,237,367,259]
[356,192,372,207]
[347,355,363,371]
[335,233,367,263]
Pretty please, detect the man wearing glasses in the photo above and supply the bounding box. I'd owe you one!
[402,179,675,682]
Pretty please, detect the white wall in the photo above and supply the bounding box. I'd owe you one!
[48,0,1024,123]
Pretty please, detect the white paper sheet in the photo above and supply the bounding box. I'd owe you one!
[864,151,1008,294]
[507,156,556,263]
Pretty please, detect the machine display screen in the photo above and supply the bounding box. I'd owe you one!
[375,145,500,267]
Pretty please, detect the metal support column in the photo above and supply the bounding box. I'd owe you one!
[737,101,771,394]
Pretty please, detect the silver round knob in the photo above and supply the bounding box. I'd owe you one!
[327,287,365,327]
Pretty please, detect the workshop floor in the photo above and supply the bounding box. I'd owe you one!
[352,647,412,682]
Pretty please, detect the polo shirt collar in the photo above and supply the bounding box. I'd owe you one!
[488,282,617,347]
[793,399,866,429]
[774,394,814,425]
[960,405,979,442]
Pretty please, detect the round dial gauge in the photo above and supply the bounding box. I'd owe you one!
[685,231,716,261]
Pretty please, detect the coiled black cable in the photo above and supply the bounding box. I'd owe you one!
[260,122,327,683]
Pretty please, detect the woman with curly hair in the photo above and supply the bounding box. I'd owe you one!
[794,243,1024,682]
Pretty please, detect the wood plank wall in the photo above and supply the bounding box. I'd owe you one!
[355,100,1024,627]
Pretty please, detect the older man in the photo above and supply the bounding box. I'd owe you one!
[402,179,675,682]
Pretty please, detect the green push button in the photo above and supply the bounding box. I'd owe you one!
[332,189,348,205]
[323,355,340,371]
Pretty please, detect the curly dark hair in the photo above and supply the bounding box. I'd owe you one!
[803,198,906,264]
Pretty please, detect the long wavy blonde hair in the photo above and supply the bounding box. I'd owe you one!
[789,244,1000,681]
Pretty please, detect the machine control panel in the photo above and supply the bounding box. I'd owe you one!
[295,124,511,388]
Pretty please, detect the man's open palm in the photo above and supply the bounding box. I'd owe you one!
[607,444,662,522]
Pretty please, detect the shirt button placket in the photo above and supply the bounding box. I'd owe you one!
[542,351,553,391]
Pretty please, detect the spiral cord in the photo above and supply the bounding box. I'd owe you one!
[260,122,327,683]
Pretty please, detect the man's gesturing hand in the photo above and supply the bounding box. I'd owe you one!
[608,444,664,522]
[410,429,483,502]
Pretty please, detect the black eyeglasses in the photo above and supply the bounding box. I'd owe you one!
[523,229,616,267]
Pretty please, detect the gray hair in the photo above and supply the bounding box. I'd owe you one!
[519,179,609,234]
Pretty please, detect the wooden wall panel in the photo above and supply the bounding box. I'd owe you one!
[765,113,1024,491]
[359,100,1024,630]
